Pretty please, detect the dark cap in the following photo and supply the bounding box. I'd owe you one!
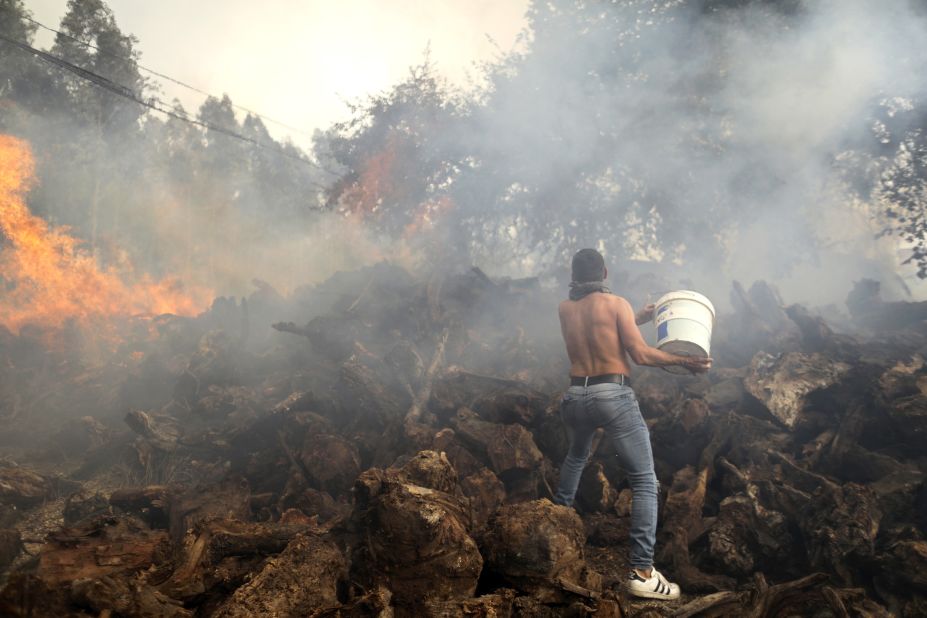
[571,248,605,283]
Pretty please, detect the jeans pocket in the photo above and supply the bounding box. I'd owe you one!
[560,395,581,424]
[592,389,639,425]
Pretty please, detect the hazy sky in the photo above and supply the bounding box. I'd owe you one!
[26,0,528,146]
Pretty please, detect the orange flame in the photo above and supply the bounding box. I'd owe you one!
[338,132,402,217]
[403,195,454,238]
[336,131,455,237]
[0,135,211,334]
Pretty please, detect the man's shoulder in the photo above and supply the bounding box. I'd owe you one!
[606,294,634,317]
[600,292,629,306]
[609,293,630,304]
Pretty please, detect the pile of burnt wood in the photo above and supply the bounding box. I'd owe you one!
[0,264,925,617]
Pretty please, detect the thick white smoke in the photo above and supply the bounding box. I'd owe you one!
[458,0,927,308]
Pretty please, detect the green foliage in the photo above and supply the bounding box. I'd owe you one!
[874,104,927,277]
[50,0,146,128]
[323,57,467,237]
[0,1,48,113]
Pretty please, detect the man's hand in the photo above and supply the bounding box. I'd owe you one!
[635,303,655,325]
[680,356,712,374]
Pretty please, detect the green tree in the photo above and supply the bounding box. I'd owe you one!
[0,1,62,124]
[33,0,149,254]
[323,57,466,240]
[50,0,146,129]
[0,1,37,99]
[873,103,927,277]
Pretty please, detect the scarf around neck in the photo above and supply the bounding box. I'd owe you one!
[569,281,611,301]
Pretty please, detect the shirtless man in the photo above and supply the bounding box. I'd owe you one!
[553,248,711,601]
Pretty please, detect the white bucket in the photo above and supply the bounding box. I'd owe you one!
[653,290,715,375]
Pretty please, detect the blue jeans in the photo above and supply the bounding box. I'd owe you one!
[553,383,658,570]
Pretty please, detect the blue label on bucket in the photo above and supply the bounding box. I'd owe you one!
[657,322,668,340]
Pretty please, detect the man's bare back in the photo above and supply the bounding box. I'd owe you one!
[559,292,711,376]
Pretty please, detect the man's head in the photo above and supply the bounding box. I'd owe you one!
[571,248,606,283]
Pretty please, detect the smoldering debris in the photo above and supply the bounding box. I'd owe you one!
[0,264,926,617]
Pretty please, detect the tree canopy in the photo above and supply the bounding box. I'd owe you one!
[1,0,925,293]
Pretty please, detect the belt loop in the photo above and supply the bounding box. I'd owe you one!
[584,376,589,388]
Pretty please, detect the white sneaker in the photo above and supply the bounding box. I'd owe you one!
[627,567,681,600]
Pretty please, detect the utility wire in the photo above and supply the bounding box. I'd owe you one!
[0,32,340,180]
[3,7,316,139]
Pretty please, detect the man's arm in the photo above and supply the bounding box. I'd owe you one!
[615,297,711,373]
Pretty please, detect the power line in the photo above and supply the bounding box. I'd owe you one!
[0,32,340,180]
[4,7,317,140]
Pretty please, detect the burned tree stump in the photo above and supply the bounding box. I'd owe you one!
[350,460,483,610]
[210,531,346,617]
[744,351,849,429]
[703,458,793,579]
[398,450,459,494]
[0,466,58,509]
[299,432,361,497]
[423,588,517,617]
[0,529,22,573]
[157,518,308,601]
[168,477,251,543]
[461,466,507,531]
[481,499,602,603]
[36,515,170,586]
[659,465,736,593]
[63,489,110,526]
[576,462,617,514]
[431,428,486,479]
[0,574,75,617]
[452,408,544,501]
[338,360,405,432]
[70,575,192,618]
[765,451,882,586]
[125,409,182,451]
[110,485,173,529]
[430,370,547,426]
